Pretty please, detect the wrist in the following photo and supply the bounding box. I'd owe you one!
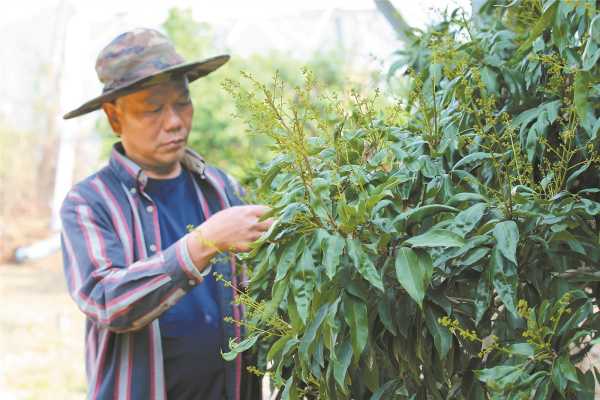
[195,225,222,255]
[186,228,218,272]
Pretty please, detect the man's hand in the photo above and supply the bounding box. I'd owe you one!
[185,205,273,271]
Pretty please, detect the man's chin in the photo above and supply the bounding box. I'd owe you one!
[160,147,185,164]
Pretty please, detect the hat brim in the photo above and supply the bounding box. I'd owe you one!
[63,54,230,119]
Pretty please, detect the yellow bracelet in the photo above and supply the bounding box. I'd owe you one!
[194,227,221,253]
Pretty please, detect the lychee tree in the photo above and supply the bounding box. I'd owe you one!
[222,1,600,398]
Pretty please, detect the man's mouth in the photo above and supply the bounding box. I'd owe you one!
[163,139,185,148]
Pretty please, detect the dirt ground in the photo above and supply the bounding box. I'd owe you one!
[0,253,86,400]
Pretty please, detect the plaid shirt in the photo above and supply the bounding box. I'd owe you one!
[60,143,244,400]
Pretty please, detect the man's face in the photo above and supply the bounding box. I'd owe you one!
[102,77,193,175]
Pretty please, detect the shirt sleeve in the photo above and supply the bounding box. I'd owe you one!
[60,191,204,333]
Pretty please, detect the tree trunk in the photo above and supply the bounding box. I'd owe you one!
[374,0,414,44]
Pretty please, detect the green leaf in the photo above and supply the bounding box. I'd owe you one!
[299,303,329,358]
[526,108,552,162]
[533,377,551,400]
[452,152,495,171]
[590,14,600,43]
[462,247,489,266]
[453,203,487,235]
[222,334,259,361]
[480,66,499,94]
[267,334,297,362]
[249,243,275,283]
[577,198,600,216]
[552,357,567,392]
[492,220,519,265]
[279,202,310,224]
[512,101,560,147]
[491,248,519,317]
[476,365,522,389]
[287,292,304,331]
[262,280,288,321]
[574,71,596,137]
[275,239,301,281]
[323,298,342,352]
[582,15,600,71]
[509,343,535,357]
[347,238,384,291]
[566,162,589,190]
[402,204,459,224]
[280,376,298,400]
[333,339,353,389]
[322,234,345,280]
[395,247,433,307]
[557,355,579,384]
[292,248,315,323]
[377,294,397,335]
[474,273,491,325]
[581,38,600,72]
[405,229,465,248]
[447,192,488,206]
[258,154,289,189]
[510,1,558,65]
[343,295,368,361]
[370,380,398,400]
[424,304,452,360]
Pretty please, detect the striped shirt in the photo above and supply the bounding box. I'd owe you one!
[60,142,245,400]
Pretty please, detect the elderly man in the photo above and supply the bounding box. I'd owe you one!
[60,28,271,400]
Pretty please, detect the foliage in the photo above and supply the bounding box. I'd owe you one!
[221,0,600,399]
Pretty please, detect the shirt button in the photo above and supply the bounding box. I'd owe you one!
[146,205,154,213]
[149,244,157,252]
[129,187,136,194]
[188,279,196,286]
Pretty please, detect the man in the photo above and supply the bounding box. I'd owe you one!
[60,28,271,400]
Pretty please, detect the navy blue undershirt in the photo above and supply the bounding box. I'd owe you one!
[145,167,225,400]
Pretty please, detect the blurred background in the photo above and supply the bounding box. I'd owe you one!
[0,1,470,398]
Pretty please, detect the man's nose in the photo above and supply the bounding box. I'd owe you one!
[163,105,183,133]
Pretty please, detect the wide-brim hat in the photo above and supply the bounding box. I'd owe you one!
[63,28,229,119]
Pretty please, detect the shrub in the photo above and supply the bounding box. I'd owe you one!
[223,0,600,398]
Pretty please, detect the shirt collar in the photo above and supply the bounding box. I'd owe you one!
[109,142,207,191]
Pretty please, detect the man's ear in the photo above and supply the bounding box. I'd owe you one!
[102,101,122,136]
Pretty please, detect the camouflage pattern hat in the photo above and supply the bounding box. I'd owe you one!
[63,28,229,119]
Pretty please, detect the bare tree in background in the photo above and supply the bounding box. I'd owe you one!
[374,0,414,44]
[376,0,486,40]
[36,1,71,211]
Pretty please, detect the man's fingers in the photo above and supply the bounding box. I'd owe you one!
[250,231,264,242]
[246,205,271,217]
[255,218,274,232]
